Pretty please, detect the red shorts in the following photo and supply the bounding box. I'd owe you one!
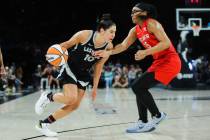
[147,54,181,85]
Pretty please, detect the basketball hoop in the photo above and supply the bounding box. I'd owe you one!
[191,25,201,36]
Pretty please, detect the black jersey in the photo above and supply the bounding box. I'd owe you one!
[68,31,108,75]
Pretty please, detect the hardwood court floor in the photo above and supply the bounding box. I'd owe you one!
[0,88,210,140]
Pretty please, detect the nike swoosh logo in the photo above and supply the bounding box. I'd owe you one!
[88,43,93,46]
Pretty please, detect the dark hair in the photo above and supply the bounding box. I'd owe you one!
[134,2,157,19]
[96,14,116,31]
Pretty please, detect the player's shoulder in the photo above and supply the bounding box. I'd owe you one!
[78,30,93,37]
[77,30,93,43]
[147,18,161,28]
[147,18,163,32]
[129,26,137,35]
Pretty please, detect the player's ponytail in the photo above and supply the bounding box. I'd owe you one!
[134,2,157,19]
[96,13,116,31]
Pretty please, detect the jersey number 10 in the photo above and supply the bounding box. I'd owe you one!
[84,54,95,62]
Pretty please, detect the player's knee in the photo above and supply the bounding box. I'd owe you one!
[131,80,145,94]
[65,95,77,105]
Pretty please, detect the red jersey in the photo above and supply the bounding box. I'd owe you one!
[136,19,177,60]
[135,19,181,85]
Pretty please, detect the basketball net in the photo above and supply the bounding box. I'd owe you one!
[191,25,201,36]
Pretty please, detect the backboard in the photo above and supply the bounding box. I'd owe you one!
[176,8,210,36]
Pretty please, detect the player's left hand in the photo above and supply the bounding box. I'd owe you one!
[135,50,147,61]
[91,88,97,101]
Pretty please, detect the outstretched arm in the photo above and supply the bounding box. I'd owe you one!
[111,27,137,55]
[94,27,137,57]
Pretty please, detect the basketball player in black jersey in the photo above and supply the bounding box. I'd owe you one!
[35,14,116,137]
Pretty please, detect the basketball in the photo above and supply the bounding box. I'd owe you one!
[45,44,68,66]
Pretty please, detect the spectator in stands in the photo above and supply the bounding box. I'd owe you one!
[112,74,128,88]
[135,65,143,78]
[128,65,137,86]
[33,64,42,90]
[40,64,52,89]
[49,66,60,90]
[104,66,114,89]
[15,65,24,92]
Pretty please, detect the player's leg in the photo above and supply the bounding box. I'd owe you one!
[126,97,148,133]
[35,66,80,115]
[35,86,85,137]
[129,72,166,133]
[136,97,148,123]
[51,88,85,120]
[52,84,78,105]
[132,72,166,117]
[35,83,78,115]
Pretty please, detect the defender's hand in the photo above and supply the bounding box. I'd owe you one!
[135,50,147,61]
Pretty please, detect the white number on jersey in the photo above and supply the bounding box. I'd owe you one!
[84,54,95,62]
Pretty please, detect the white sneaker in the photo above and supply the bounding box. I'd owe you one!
[126,120,147,133]
[35,121,58,137]
[126,121,156,133]
[152,112,167,125]
[35,90,51,115]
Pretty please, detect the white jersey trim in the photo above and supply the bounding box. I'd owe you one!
[57,63,89,87]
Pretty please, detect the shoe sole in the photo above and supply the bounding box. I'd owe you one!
[35,125,58,137]
[126,127,156,133]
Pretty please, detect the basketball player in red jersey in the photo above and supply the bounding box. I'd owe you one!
[35,14,116,137]
[95,2,181,133]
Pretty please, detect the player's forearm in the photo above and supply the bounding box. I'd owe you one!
[111,43,128,55]
[60,42,74,49]
[145,41,170,56]
[93,66,103,89]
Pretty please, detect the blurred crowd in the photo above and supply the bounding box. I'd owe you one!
[191,55,210,85]
[0,44,210,94]
[1,55,210,97]
[0,63,24,95]
[100,63,143,89]
[31,62,143,90]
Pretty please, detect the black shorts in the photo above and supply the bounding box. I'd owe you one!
[57,64,89,90]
